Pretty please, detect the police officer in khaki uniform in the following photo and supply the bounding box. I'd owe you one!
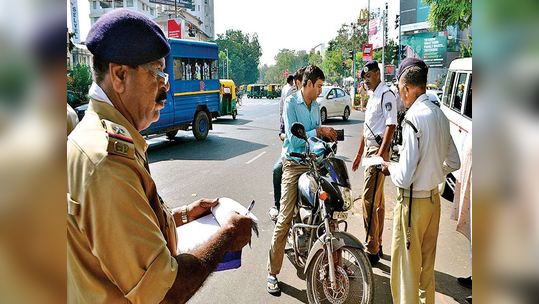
[67,10,251,303]
[381,58,460,303]
[352,60,397,265]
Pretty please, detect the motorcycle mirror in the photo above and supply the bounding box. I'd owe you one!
[291,122,308,141]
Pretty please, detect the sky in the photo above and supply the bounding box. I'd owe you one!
[68,0,399,66]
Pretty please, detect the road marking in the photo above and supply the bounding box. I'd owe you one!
[246,151,266,164]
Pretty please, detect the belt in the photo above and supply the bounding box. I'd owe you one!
[399,187,439,198]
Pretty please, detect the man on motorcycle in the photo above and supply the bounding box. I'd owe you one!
[267,64,338,295]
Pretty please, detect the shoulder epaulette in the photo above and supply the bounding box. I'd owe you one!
[101,119,135,159]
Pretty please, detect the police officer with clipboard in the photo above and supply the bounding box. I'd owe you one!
[352,60,397,265]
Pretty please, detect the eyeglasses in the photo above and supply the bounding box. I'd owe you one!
[141,64,169,85]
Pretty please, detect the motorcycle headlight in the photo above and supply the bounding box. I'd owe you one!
[336,185,352,211]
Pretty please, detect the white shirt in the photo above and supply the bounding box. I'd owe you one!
[279,83,294,121]
[364,82,397,144]
[388,94,461,191]
[88,82,115,108]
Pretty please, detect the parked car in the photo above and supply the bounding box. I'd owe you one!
[74,103,88,122]
[317,86,352,124]
[426,89,443,107]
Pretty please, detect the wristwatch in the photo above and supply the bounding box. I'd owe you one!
[181,205,188,224]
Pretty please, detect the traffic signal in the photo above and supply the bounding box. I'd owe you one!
[400,45,407,60]
[188,23,195,37]
[342,61,347,70]
[391,45,400,62]
[348,50,354,60]
[395,14,400,30]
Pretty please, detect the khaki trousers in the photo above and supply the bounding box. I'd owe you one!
[362,146,385,255]
[391,188,441,304]
[267,159,309,274]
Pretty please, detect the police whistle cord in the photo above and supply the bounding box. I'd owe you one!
[406,183,413,250]
[365,170,379,244]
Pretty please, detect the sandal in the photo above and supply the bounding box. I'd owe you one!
[267,275,281,295]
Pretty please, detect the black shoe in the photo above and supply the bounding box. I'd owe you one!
[465,295,472,303]
[457,276,472,288]
[379,245,383,257]
[367,253,380,265]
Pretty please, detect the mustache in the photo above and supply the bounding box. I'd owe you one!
[156,90,167,104]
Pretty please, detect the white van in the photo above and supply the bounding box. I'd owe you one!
[440,57,472,196]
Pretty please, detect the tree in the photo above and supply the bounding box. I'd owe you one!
[215,30,262,85]
[460,35,472,57]
[423,0,472,32]
[67,63,92,107]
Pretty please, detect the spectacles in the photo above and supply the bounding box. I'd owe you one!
[141,64,169,85]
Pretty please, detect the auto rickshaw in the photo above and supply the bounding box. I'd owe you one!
[247,84,254,98]
[219,79,237,119]
[267,84,282,99]
[253,84,263,98]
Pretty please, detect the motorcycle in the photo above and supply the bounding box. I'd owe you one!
[286,122,374,304]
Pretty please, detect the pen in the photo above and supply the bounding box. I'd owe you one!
[246,200,255,215]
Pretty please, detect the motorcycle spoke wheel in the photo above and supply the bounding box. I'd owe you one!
[306,246,374,304]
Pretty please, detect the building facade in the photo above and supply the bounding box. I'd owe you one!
[88,0,157,26]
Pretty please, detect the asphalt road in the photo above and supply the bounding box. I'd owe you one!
[147,96,472,304]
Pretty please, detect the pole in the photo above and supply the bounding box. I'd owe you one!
[225,48,229,79]
[381,3,388,82]
[398,14,402,66]
[175,0,178,18]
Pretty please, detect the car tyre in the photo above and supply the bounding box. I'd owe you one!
[321,107,327,124]
[343,106,350,121]
[193,111,209,141]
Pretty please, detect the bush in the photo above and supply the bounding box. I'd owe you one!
[67,63,92,108]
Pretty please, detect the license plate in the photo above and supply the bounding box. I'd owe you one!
[333,211,348,220]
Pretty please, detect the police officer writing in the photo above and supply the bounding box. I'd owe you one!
[352,60,397,265]
[380,58,460,304]
[67,10,251,304]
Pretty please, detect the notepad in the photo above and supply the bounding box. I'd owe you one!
[175,197,258,271]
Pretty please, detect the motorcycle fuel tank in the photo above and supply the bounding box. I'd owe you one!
[298,172,317,208]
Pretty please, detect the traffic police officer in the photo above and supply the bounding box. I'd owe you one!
[352,60,397,264]
[67,10,251,303]
[381,58,460,303]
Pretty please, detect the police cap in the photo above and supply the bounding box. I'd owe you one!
[360,60,379,78]
[396,58,428,81]
[86,9,170,66]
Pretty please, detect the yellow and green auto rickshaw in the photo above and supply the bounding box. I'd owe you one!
[253,84,263,98]
[267,84,282,99]
[247,84,254,98]
[219,79,237,119]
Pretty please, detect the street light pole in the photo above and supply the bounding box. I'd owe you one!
[225,48,229,79]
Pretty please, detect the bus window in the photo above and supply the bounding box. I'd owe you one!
[464,74,472,119]
[451,73,467,113]
[443,71,455,107]
[173,57,185,81]
[210,59,219,80]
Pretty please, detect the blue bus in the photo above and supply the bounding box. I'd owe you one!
[141,39,220,140]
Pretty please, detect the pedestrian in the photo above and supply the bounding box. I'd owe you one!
[380,58,460,304]
[267,64,337,295]
[269,69,305,221]
[351,60,397,265]
[67,10,252,304]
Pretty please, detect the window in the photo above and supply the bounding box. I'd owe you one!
[150,8,154,15]
[127,0,133,7]
[443,71,455,107]
[336,88,345,98]
[172,58,219,81]
[463,75,472,119]
[451,73,467,113]
[114,0,123,8]
[210,59,219,80]
[100,0,112,9]
[93,1,97,10]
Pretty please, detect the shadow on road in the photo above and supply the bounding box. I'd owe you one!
[279,281,308,304]
[213,117,253,125]
[148,135,267,163]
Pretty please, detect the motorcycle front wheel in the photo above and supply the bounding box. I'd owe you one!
[306,246,374,304]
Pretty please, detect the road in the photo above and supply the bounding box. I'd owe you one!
[147,96,472,304]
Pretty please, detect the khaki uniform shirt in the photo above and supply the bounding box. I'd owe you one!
[67,100,178,303]
[67,103,79,136]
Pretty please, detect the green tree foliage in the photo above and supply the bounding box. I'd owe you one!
[460,35,472,57]
[372,40,397,66]
[67,63,92,107]
[215,30,262,86]
[423,0,472,32]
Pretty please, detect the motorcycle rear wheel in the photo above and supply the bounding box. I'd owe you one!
[306,246,374,304]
